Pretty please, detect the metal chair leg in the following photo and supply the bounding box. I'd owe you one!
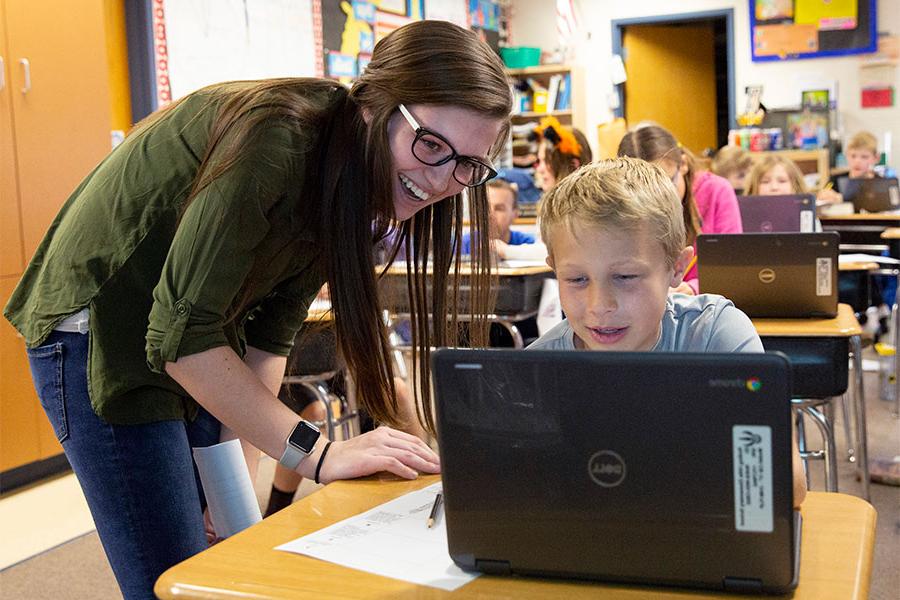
[840,392,856,463]
[794,407,811,490]
[851,335,871,501]
[802,404,839,492]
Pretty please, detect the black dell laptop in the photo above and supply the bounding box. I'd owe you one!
[697,232,839,318]
[737,194,816,232]
[433,349,800,595]
[842,177,900,213]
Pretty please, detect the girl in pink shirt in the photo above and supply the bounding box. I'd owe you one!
[619,125,741,293]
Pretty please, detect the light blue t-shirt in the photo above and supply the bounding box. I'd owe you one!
[527,294,763,353]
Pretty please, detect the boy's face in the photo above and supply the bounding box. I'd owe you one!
[847,148,877,178]
[547,222,693,351]
[726,169,748,192]
[487,186,517,241]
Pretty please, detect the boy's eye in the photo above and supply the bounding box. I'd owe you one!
[565,276,587,285]
[614,274,638,282]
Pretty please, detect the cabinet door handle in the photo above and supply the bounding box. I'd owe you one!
[19,57,31,94]
[0,57,5,91]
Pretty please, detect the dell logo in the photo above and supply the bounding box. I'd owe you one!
[758,268,776,284]
[588,450,627,487]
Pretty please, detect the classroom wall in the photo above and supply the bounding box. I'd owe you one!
[509,0,899,164]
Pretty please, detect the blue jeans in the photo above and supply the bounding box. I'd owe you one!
[27,331,221,600]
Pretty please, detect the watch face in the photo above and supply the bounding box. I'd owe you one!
[288,421,320,454]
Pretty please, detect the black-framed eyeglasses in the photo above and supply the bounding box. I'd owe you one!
[398,104,497,188]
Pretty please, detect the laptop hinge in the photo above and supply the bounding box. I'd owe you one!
[475,559,511,575]
[723,576,764,593]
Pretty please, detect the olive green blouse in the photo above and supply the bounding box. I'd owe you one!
[4,83,330,424]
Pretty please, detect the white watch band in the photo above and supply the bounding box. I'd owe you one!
[278,442,307,470]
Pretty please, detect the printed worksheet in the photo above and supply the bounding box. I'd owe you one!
[276,483,478,591]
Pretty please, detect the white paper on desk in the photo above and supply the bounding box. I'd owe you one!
[192,439,261,538]
[276,482,478,591]
[499,258,548,269]
[839,253,900,265]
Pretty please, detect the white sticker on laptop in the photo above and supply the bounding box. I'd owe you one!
[732,425,773,533]
[816,258,832,296]
[800,210,814,232]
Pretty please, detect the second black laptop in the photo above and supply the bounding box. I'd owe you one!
[697,232,839,318]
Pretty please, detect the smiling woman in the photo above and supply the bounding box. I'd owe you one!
[3,20,511,600]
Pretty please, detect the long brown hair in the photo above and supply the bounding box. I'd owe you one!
[135,22,510,433]
[617,125,702,245]
[351,21,511,431]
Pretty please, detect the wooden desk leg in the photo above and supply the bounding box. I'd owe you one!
[851,335,871,501]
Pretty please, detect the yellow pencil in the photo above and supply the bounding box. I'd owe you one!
[684,256,697,274]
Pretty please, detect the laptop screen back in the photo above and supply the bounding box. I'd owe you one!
[433,349,799,594]
[737,194,816,232]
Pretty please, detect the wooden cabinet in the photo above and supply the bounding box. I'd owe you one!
[0,0,130,475]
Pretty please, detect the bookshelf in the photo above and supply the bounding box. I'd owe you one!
[505,65,585,170]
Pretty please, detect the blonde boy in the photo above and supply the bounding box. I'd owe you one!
[846,131,879,179]
[528,157,806,504]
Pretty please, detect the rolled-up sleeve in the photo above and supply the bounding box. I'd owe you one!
[146,125,302,372]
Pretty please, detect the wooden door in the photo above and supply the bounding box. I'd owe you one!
[0,276,42,471]
[622,23,717,154]
[0,3,24,277]
[4,0,116,262]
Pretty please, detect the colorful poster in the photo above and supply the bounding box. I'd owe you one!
[795,0,857,31]
[755,0,793,21]
[374,0,406,15]
[374,10,412,43]
[469,0,500,31]
[322,0,374,79]
[754,23,819,57]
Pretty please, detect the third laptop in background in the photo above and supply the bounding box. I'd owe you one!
[737,194,816,233]
[840,177,900,213]
[697,232,839,318]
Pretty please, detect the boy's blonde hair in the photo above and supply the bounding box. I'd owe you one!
[539,157,686,266]
[711,146,753,179]
[745,154,807,195]
[847,131,878,155]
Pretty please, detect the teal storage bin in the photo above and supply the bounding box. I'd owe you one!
[500,46,541,69]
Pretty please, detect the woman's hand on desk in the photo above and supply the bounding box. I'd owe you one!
[316,427,440,484]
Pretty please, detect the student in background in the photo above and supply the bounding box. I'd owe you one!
[846,131,880,179]
[4,21,509,599]
[745,154,807,196]
[533,116,593,192]
[746,154,841,205]
[618,124,741,295]
[528,157,806,507]
[710,145,753,194]
[461,179,535,256]
[497,117,593,262]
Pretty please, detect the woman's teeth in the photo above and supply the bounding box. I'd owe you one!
[399,174,430,201]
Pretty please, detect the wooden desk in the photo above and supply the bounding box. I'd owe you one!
[155,476,876,600]
[881,227,900,240]
[751,303,861,337]
[752,304,869,500]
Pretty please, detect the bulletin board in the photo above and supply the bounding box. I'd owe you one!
[750,0,877,62]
